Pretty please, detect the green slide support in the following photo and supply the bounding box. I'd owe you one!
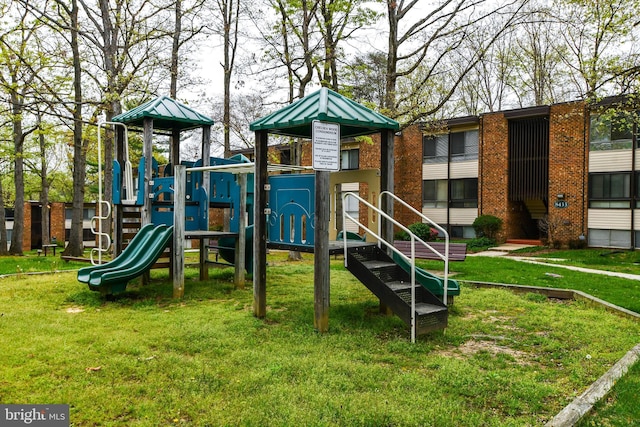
[218,225,253,272]
[82,225,174,295]
[77,223,159,284]
[392,251,460,300]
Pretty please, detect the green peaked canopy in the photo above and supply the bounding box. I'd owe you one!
[250,87,399,138]
[112,95,214,131]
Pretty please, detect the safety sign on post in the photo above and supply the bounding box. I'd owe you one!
[312,120,340,171]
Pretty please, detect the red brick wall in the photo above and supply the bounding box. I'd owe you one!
[548,102,588,244]
[358,136,381,169]
[478,102,589,245]
[22,202,32,252]
[478,112,510,242]
[301,141,312,166]
[50,202,66,243]
[394,126,425,226]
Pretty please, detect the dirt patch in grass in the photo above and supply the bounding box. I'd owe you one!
[438,338,534,366]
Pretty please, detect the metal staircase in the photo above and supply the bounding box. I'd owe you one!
[345,244,448,335]
[341,191,454,341]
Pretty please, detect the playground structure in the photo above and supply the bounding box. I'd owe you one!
[81,91,461,341]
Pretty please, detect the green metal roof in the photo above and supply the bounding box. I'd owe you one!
[112,96,214,131]
[250,88,399,138]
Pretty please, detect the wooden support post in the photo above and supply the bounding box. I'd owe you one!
[253,131,268,318]
[142,117,154,286]
[171,128,180,176]
[173,165,186,298]
[380,128,394,244]
[199,234,208,281]
[199,126,211,281]
[314,170,330,333]
[235,173,247,288]
[142,117,154,226]
[379,129,394,313]
[114,125,125,257]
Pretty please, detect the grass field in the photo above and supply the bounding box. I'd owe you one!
[0,249,639,426]
[415,252,640,314]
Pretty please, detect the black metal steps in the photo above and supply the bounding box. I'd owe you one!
[345,244,448,335]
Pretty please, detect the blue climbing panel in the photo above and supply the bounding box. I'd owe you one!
[268,174,315,249]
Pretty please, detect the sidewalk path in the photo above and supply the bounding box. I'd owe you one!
[510,257,640,281]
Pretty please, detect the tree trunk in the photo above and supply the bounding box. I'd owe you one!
[384,0,398,115]
[170,0,181,99]
[221,0,240,158]
[9,89,25,255]
[62,0,85,257]
[0,176,8,255]
[39,120,50,246]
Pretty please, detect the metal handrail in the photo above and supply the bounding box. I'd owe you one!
[342,191,420,342]
[379,191,450,306]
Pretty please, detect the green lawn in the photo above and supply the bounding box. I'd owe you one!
[0,251,639,426]
[416,253,640,314]
[527,248,640,276]
[0,249,87,275]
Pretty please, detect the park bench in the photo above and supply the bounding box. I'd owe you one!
[392,240,467,261]
[37,244,58,256]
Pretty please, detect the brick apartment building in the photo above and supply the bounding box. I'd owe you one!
[391,96,639,249]
[11,96,634,251]
[5,202,97,252]
[256,95,637,249]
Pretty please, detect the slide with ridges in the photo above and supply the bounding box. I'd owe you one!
[85,225,168,283]
[85,226,174,294]
[77,223,160,283]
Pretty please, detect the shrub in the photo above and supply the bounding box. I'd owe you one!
[472,215,503,240]
[395,223,438,241]
[569,238,588,249]
[408,222,438,241]
[538,215,564,248]
[394,230,409,241]
[467,236,496,249]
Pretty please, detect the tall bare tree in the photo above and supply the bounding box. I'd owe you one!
[80,0,171,222]
[213,0,242,158]
[342,51,388,109]
[169,0,207,98]
[555,0,640,101]
[316,0,379,90]
[384,0,528,127]
[15,0,89,256]
[0,4,44,254]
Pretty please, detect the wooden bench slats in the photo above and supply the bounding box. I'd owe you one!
[393,240,467,261]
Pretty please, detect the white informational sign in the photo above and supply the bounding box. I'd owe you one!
[312,120,340,171]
